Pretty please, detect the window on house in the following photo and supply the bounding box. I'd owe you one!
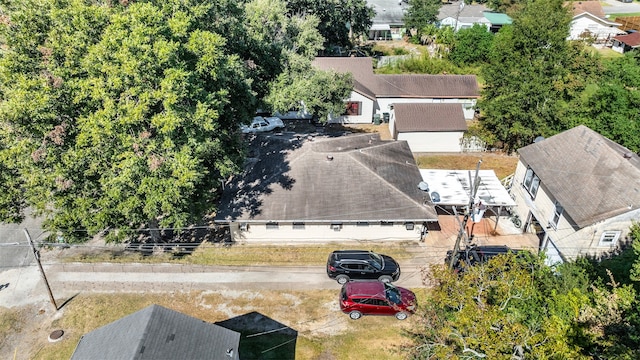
[356,222,369,227]
[266,222,279,230]
[405,222,415,230]
[522,167,540,198]
[380,221,394,227]
[599,231,621,246]
[331,223,343,231]
[292,222,305,230]
[550,202,563,229]
[344,102,362,116]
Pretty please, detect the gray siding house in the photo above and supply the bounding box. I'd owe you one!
[509,125,640,264]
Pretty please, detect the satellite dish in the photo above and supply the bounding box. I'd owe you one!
[533,136,545,143]
[431,191,440,203]
[418,181,430,192]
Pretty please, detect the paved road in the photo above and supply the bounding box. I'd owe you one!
[602,0,640,14]
[0,210,45,270]
[0,261,428,308]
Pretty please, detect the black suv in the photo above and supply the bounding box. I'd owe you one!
[445,245,521,273]
[326,250,401,284]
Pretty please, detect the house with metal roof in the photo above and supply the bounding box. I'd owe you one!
[71,304,241,360]
[312,57,479,126]
[389,103,467,152]
[508,125,640,264]
[215,132,438,242]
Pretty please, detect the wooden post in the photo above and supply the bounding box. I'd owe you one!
[24,229,57,310]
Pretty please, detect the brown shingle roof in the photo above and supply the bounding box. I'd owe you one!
[215,133,438,222]
[312,57,480,99]
[518,125,640,228]
[567,0,605,18]
[312,57,377,99]
[393,103,467,132]
[613,31,640,47]
[374,74,479,98]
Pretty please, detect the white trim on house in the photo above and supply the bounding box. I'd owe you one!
[568,13,625,42]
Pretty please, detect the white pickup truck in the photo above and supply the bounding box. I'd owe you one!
[241,116,285,134]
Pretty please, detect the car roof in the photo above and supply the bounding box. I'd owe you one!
[344,281,384,296]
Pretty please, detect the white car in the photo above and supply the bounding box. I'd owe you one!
[241,116,285,134]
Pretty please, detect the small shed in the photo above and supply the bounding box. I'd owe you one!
[612,31,640,53]
[390,103,467,153]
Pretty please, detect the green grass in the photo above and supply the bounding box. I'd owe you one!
[607,12,640,18]
[61,242,417,266]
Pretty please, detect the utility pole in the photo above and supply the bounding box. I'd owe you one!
[24,229,57,310]
[449,160,482,269]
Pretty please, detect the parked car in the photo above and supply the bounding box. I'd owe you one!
[445,244,522,273]
[339,281,417,320]
[241,116,285,134]
[326,250,401,284]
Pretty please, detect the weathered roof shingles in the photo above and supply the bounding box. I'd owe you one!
[216,133,438,222]
[393,103,467,132]
[518,125,640,228]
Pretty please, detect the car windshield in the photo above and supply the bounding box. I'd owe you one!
[368,252,383,270]
[384,283,402,305]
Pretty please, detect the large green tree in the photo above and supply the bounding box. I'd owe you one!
[448,24,494,66]
[0,0,347,242]
[286,0,374,48]
[407,252,640,359]
[404,0,442,39]
[478,0,580,151]
[567,53,640,152]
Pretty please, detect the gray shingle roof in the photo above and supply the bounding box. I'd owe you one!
[438,2,489,20]
[71,305,240,360]
[215,133,438,222]
[518,125,640,228]
[312,57,479,99]
[393,103,467,132]
[368,0,407,26]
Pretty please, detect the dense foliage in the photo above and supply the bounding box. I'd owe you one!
[0,0,351,241]
[404,0,443,40]
[407,247,640,359]
[285,0,374,49]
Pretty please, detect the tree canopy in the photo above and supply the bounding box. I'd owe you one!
[404,0,443,40]
[478,0,579,151]
[0,0,351,242]
[407,250,640,359]
[285,0,374,49]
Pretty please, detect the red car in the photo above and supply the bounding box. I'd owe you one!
[339,281,417,320]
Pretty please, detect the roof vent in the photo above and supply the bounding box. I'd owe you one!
[534,136,545,143]
[431,191,441,203]
[624,152,634,159]
[327,155,334,161]
[418,181,430,192]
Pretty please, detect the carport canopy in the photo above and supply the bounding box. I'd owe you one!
[419,169,516,207]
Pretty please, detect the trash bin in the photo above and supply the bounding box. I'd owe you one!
[373,114,381,125]
[383,112,390,123]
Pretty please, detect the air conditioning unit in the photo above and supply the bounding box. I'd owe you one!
[330,224,342,231]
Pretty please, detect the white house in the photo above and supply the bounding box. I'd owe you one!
[389,103,467,152]
[312,57,479,124]
[215,132,438,243]
[567,1,626,42]
[438,3,491,31]
[508,125,640,264]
